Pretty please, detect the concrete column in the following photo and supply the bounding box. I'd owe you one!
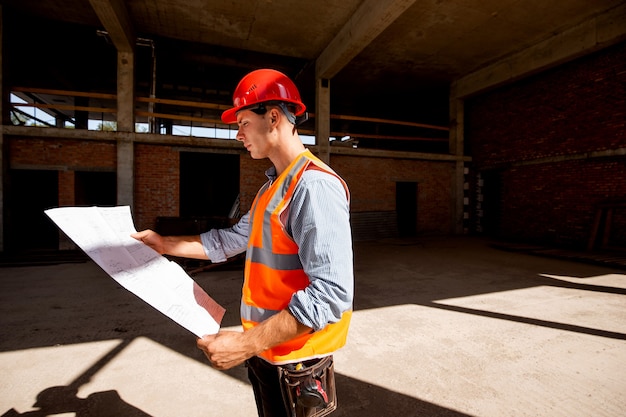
[117,136,134,207]
[74,96,89,129]
[117,50,134,132]
[58,171,75,249]
[449,84,465,234]
[315,78,331,164]
[116,50,134,206]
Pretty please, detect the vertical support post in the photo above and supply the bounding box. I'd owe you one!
[117,50,134,132]
[57,171,76,249]
[315,78,331,164]
[449,83,465,234]
[116,50,135,207]
[74,96,89,129]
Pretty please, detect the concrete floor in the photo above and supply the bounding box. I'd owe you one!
[1,236,625,417]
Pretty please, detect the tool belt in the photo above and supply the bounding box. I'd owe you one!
[278,356,337,417]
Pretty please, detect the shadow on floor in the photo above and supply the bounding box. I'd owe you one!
[2,236,624,416]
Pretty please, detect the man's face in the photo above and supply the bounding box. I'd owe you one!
[235,109,273,159]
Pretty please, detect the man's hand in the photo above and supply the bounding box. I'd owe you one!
[197,331,258,370]
[131,229,166,254]
[197,310,312,370]
[131,230,207,259]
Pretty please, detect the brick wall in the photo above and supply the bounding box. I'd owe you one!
[238,154,271,213]
[234,154,454,240]
[9,136,116,210]
[133,143,180,231]
[234,152,456,238]
[330,154,454,235]
[466,41,626,248]
[6,136,457,248]
[9,137,116,169]
[232,151,455,236]
[58,171,75,207]
[500,158,626,246]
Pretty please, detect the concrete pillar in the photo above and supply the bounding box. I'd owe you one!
[162,119,173,135]
[116,50,134,207]
[74,96,89,129]
[117,50,134,132]
[315,78,331,164]
[449,84,465,234]
[58,171,75,249]
[117,136,134,207]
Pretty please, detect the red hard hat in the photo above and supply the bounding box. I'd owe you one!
[221,69,306,124]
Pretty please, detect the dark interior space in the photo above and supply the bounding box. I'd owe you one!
[396,181,418,237]
[6,169,59,251]
[74,171,117,207]
[179,151,240,221]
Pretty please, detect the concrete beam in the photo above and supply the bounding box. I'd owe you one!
[328,145,471,163]
[314,0,416,163]
[315,0,417,79]
[89,0,135,53]
[455,2,626,98]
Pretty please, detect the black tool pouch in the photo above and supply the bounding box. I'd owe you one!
[278,356,337,417]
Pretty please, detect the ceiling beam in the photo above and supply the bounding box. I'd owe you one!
[454,2,626,98]
[89,0,135,52]
[315,0,417,79]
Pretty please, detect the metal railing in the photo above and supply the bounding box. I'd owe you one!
[9,86,449,145]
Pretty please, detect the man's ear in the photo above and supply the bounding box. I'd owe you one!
[269,108,279,125]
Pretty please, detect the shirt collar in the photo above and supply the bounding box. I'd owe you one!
[265,166,277,182]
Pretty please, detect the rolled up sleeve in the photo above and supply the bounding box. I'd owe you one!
[200,212,250,262]
[287,171,354,331]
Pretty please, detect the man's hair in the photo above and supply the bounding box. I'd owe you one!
[251,101,297,125]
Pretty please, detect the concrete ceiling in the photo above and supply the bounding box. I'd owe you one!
[3,0,626,128]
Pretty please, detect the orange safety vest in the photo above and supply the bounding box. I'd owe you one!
[241,149,352,365]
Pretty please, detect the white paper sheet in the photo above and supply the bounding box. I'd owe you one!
[45,206,225,337]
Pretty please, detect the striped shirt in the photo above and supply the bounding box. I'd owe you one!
[200,167,354,331]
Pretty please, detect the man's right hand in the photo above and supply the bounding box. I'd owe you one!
[131,229,166,254]
[132,230,207,259]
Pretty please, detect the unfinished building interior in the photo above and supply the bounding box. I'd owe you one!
[1,0,624,254]
[1,1,625,416]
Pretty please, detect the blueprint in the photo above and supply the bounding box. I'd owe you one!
[45,206,224,337]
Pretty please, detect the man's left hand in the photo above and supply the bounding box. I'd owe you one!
[197,331,256,370]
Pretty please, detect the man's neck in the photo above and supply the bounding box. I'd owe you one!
[270,133,306,175]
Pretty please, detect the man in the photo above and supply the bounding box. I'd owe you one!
[132,68,353,417]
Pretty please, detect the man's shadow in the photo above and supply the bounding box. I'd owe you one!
[2,340,152,417]
[2,385,152,417]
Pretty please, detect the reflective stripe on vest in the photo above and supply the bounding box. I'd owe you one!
[241,149,351,364]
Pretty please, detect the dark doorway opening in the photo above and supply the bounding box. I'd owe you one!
[75,171,117,206]
[180,151,239,219]
[6,169,59,251]
[396,181,418,237]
